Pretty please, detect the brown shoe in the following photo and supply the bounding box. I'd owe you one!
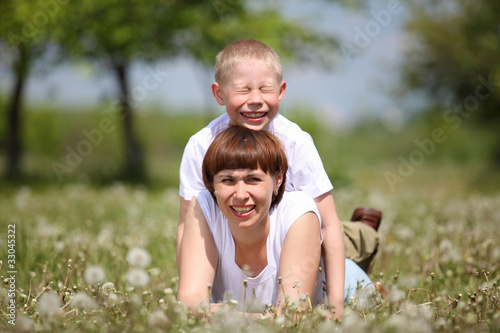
[351,207,382,231]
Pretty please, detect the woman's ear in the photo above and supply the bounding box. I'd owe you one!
[274,172,284,193]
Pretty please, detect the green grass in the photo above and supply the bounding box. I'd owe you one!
[0,106,499,331]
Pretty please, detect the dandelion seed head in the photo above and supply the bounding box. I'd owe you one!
[387,285,405,303]
[197,300,209,314]
[317,320,336,333]
[275,315,285,326]
[83,265,106,285]
[126,247,152,268]
[148,310,170,329]
[341,312,368,332]
[126,268,150,288]
[105,292,118,307]
[386,314,407,331]
[129,293,142,309]
[38,291,61,317]
[71,292,96,311]
[101,282,115,293]
[149,267,161,277]
[17,314,35,332]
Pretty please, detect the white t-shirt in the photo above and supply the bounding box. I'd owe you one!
[196,190,325,312]
[179,113,333,201]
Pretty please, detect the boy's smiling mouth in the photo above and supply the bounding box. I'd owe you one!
[241,112,267,120]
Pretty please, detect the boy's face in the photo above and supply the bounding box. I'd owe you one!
[211,61,286,131]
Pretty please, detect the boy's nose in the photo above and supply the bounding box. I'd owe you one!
[248,90,263,105]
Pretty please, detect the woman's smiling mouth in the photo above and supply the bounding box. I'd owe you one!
[231,205,256,216]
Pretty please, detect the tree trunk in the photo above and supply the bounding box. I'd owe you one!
[5,44,29,180]
[112,60,145,181]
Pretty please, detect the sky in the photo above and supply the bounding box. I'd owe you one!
[0,0,413,131]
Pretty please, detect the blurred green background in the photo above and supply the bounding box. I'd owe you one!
[1,0,500,192]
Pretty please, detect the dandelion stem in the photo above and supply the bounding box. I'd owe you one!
[206,284,212,313]
[431,272,437,300]
[312,267,321,306]
[25,277,33,308]
[62,259,73,301]
[33,281,54,302]
[243,280,248,309]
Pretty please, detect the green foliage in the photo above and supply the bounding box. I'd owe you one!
[401,0,500,123]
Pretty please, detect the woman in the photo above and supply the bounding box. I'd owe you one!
[178,126,372,313]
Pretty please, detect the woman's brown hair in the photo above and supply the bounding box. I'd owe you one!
[202,126,288,209]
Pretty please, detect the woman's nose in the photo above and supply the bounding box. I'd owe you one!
[234,182,249,200]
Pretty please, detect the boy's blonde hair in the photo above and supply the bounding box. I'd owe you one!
[214,39,283,86]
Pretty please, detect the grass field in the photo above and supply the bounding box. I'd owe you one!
[0,107,499,331]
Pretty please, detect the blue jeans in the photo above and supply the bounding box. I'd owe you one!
[344,258,374,302]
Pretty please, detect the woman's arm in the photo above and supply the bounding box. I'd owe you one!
[176,197,190,268]
[315,192,345,320]
[177,197,218,311]
[277,211,322,313]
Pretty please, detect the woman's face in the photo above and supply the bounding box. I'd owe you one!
[213,168,282,230]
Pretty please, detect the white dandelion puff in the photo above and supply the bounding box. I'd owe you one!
[126,268,150,288]
[387,285,406,303]
[83,265,106,285]
[126,247,152,268]
[129,293,143,309]
[71,292,96,311]
[148,310,170,329]
[105,292,118,307]
[17,314,35,332]
[38,291,61,317]
[101,282,115,294]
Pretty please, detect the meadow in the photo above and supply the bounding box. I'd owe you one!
[0,106,499,331]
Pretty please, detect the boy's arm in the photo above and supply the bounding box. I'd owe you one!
[314,192,345,320]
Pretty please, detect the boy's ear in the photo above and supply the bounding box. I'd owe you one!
[278,81,287,103]
[211,82,226,106]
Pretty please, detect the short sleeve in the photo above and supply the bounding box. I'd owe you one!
[195,190,220,232]
[288,134,333,198]
[274,192,322,243]
[179,137,206,200]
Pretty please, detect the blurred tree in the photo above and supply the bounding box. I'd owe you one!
[55,0,342,181]
[401,0,500,162]
[1,0,355,181]
[0,0,51,179]
[54,0,186,181]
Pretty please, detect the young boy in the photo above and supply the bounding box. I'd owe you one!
[177,39,381,318]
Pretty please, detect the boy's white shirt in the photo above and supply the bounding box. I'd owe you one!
[196,190,324,311]
[179,113,333,200]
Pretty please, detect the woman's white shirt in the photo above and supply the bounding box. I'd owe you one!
[196,190,322,311]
